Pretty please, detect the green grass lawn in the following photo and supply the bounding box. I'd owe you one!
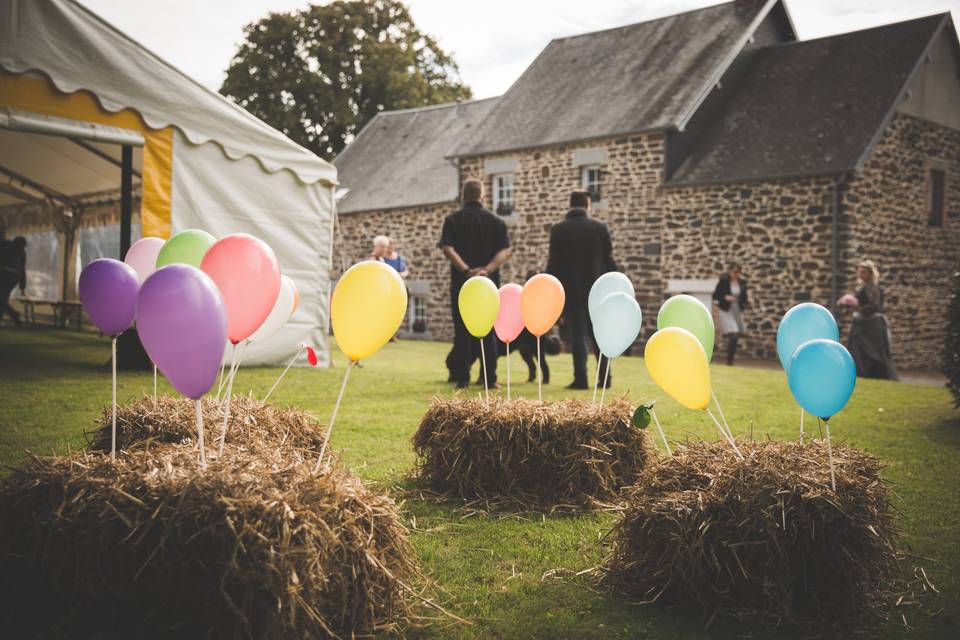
[1,326,958,638]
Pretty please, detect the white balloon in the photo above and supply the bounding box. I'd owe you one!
[248,275,296,342]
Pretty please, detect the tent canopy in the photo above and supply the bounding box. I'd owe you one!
[0,0,337,367]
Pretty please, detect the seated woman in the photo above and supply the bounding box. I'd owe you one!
[839,259,898,380]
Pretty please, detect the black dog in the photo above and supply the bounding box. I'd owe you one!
[510,328,561,384]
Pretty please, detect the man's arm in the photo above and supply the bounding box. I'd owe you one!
[18,250,26,292]
[441,245,470,276]
[484,247,512,275]
[546,225,559,277]
[601,224,618,272]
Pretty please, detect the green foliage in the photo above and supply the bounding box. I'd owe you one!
[946,271,960,408]
[220,0,472,159]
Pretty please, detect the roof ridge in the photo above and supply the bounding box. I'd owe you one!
[373,96,501,118]
[549,1,733,43]
[765,11,949,50]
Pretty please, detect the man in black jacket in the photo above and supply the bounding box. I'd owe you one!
[439,179,512,388]
[0,236,27,327]
[547,191,618,389]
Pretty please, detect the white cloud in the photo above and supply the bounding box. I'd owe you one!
[81,0,960,98]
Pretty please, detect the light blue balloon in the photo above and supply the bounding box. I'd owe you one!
[588,272,634,323]
[776,303,839,372]
[788,339,856,419]
[593,292,643,359]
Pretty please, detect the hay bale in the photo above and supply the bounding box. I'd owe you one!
[89,394,323,453]
[603,440,901,628]
[0,445,416,638]
[412,397,651,509]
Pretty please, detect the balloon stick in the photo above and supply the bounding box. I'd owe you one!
[799,408,804,442]
[479,338,490,409]
[216,361,225,399]
[262,346,303,404]
[315,360,355,472]
[506,341,511,401]
[706,407,743,459]
[153,363,158,401]
[536,337,543,402]
[711,390,734,441]
[111,337,117,462]
[650,407,671,455]
[216,343,235,401]
[218,340,247,457]
[195,398,207,469]
[599,360,610,406]
[592,358,602,405]
[824,419,836,491]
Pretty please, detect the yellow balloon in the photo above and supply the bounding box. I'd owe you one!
[644,327,711,410]
[332,261,408,361]
[458,276,500,338]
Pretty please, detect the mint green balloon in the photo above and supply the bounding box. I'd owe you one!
[155,229,216,269]
[656,294,715,360]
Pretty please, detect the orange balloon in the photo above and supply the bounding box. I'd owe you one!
[520,273,565,337]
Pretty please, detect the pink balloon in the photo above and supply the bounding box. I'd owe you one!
[200,233,280,344]
[494,283,525,343]
[123,237,165,283]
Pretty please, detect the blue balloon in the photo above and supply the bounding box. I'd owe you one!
[593,292,642,359]
[788,339,856,419]
[776,303,839,371]
[588,272,634,323]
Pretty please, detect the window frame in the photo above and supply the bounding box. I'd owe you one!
[581,165,602,203]
[927,161,948,228]
[408,293,428,333]
[491,173,515,217]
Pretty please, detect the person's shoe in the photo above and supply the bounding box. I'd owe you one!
[455,381,470,389]
[566,380,589,390]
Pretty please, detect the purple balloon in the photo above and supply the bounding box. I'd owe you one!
[137,264,227,399]
[78,258,139,337]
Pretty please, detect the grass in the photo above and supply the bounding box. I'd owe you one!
[1,325,958,638]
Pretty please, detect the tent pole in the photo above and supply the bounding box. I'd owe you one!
[120,145,133,259]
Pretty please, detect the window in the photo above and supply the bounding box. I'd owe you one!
[928,167,946,227]
[492,173,514,216]
[581,165,601,202]
[410,295,427,333]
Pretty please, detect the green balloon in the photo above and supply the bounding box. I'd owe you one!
[155,229,216,269]
[656,294,715,359]
[632,402,655,429]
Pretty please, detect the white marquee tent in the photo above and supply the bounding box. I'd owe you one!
[0,0,337,366]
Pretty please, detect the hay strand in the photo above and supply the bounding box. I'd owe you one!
[413,397,651,509]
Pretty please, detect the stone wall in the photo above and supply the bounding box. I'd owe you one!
[841,112,960,370]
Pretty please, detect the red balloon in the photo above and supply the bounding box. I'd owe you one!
[201,234,280,343]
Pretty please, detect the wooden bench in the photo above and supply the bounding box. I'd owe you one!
[20,299,84,330]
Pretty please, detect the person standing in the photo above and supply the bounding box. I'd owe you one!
[0,236,27,327]
[546,190,618,389]
[370,235,389,261]
[712,262,748,365]
[439,179,512,389]
[381,237,409,279]
[839,259,898,380]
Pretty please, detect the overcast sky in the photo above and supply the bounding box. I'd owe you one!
[83,0,960,99]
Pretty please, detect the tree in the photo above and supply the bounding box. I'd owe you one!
[220,0,472,160]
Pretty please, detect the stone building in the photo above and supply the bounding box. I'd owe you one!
[333,0,960,370]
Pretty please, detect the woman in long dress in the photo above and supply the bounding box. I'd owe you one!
[839,259,898,380]
[712,262,748,365]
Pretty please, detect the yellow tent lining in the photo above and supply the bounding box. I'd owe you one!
[0,72,172,238]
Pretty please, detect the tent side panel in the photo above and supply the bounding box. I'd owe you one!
[168,130,331,367]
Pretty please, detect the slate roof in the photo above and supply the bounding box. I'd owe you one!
[667,14,951,186]
[333,97,498,214]
[449,0,780,157]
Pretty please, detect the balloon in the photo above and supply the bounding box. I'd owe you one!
[248,274,296,342]
[520,273,565,337]
[494,284,525,343]
[776,303,839,372]
[588,272,634,322]
[136,264,227,399]
[156,229,216,269]
[657,294,715,359]
[123,237,164,283]
[459,276,499,338]
[593,292,642,358]
[200,233,281,344]
[788,339,856,419]
[332,261,408,361]
[644,327,711,410]
[78,258,140,336]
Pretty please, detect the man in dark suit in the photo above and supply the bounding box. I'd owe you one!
[547,190,618,389]
[439,179,512,388]
[0,236,27,327]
